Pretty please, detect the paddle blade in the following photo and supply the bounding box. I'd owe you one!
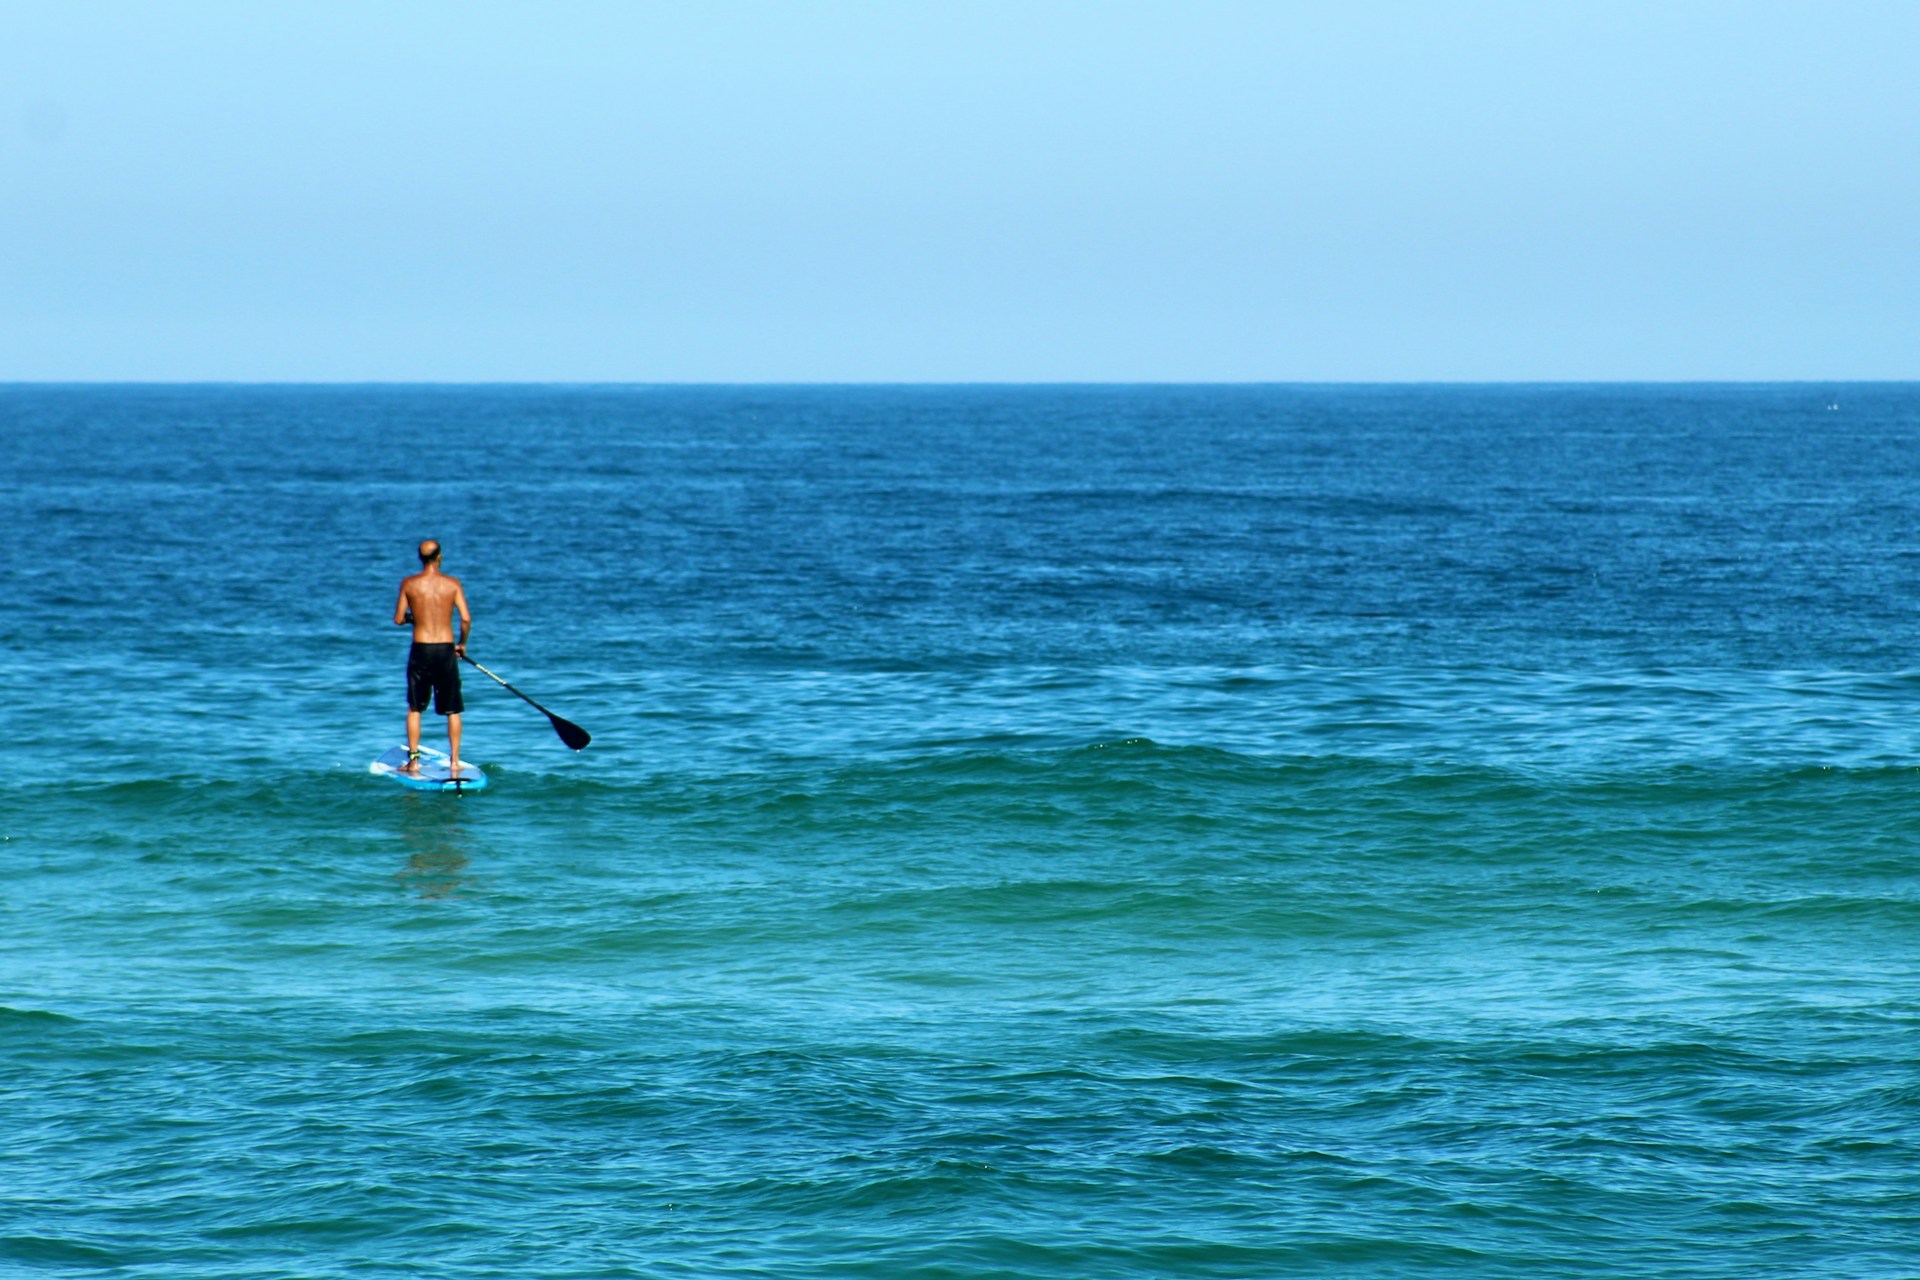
[551,715,591,751]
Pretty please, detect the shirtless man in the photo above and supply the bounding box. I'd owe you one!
[393,539,472,776]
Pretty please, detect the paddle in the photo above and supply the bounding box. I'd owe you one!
[461,654,592,750]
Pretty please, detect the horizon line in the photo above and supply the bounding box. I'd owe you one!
[0,377,1901,389]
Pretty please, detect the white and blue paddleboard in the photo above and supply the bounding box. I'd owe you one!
[369,744,488,792]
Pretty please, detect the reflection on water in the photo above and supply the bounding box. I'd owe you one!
[393,793,473,898]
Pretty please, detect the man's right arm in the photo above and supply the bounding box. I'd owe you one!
[453,582,471,656]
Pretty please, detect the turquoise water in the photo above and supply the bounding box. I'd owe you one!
[3,385,1918,1276]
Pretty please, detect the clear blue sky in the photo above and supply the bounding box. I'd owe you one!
[3,1,1914,381]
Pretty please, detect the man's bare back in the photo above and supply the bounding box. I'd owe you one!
[395,565,471,647]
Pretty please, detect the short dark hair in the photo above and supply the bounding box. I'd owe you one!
[418,540,442,564]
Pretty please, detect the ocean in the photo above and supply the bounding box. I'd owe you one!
[2,383,1916,1277]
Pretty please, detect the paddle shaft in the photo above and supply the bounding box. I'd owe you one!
[460,654,592,750]
[463,655,550,713]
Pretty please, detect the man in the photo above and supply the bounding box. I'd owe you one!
[393,539,472,776]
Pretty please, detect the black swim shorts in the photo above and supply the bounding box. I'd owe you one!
[406,642,464,715]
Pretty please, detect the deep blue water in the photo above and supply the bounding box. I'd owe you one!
[2,384,1918,1277]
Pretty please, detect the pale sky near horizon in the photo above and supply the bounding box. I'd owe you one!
[2,1,1914,382]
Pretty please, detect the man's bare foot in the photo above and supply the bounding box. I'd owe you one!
[401,749,422,775]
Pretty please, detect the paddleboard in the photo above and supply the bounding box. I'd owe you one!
[369,744,488,792]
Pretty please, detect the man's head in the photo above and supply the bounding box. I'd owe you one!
[418,539,442,566]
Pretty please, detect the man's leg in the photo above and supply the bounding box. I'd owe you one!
[448,712,462,776]
[405,709,423,772]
